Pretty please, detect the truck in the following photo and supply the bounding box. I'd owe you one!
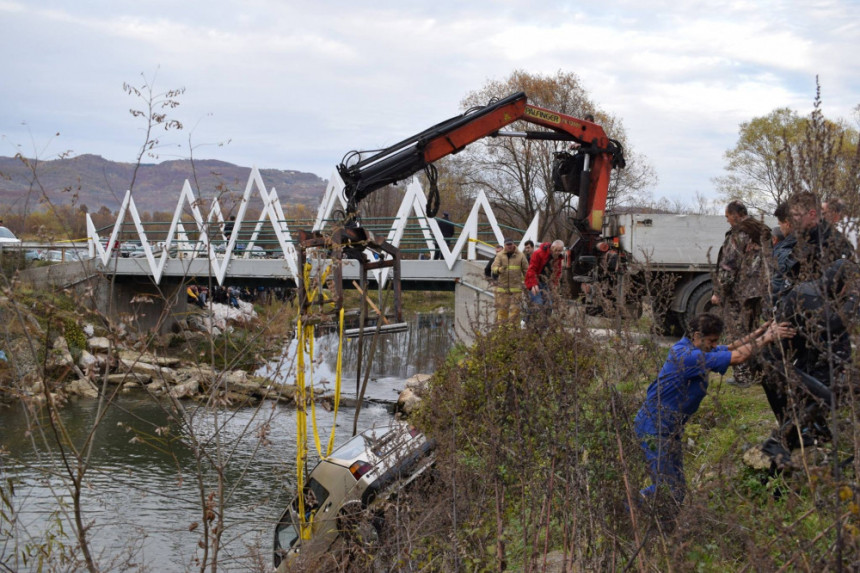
[603,212,776,333]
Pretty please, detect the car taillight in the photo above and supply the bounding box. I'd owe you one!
[349,461,373,480]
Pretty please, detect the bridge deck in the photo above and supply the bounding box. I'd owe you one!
[99,257,471,290]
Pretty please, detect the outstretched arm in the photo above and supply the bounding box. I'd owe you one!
[728,321,795,365]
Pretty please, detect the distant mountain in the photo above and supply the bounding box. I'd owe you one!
[0,154,327,213]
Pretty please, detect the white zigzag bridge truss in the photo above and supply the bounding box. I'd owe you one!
[87,167,540,287]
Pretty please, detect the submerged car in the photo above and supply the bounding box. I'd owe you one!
[273,422,434,570]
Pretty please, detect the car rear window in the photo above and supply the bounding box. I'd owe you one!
[333,432,377,460]
[292,477,330,513]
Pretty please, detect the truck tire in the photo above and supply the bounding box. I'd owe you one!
[684,282,714,328]
[660,311,683,336]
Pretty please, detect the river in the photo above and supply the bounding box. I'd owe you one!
[0,312,454,572]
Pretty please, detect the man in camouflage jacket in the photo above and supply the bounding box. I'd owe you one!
[711,200,772,385]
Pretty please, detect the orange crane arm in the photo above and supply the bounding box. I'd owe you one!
[337,91,624,231]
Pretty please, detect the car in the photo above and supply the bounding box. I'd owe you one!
[0,226,21,247]
[45,250,65,263]
[65,249,88,261]
[273,422,434,571]
[246,245,267,258]
[120,242,141,257]
[24,249,43,262]
[124,244,147,258]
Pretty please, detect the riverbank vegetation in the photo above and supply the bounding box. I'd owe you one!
[391,312,859,572]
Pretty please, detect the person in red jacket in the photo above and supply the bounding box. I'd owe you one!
[525,240,565,319]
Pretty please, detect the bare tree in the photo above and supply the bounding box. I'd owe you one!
[443,70,655,242]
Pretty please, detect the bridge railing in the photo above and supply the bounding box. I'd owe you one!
[87,167,539,286]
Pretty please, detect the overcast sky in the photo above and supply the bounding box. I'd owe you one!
[2,0,858,204]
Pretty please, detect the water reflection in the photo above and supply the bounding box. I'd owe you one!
[0,311,454,571]
[1,394,393,572]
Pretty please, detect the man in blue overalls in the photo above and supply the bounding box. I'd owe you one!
[634,313,794,516]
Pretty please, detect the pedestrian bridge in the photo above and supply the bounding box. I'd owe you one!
[87,167,540,290]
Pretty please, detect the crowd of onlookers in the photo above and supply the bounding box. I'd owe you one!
[186,284,296,309]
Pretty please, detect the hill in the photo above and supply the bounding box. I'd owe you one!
[0,154,327,213]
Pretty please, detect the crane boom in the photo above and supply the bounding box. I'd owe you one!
[337,91,625,232]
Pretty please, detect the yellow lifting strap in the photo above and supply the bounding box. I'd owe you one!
[469,237,497,248]
[295,260,345,540]
[295,316,310,539]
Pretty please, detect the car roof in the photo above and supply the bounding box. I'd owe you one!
[0,227,20,241]
[325,423,416,467]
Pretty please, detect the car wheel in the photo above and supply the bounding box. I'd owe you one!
[337,502,379,547]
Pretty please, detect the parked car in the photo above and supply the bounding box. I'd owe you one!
[44,250,65,263]
[0,226,21,247]
[120,242,141,257]
[273,422,435,570]
[65,249,87,261]
[24,249,43,262]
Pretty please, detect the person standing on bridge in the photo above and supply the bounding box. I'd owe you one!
[491,238,528,322]
[523,240,535,263]
[525,239,565,321]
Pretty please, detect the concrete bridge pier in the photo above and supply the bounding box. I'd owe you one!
[453,261,496,346]
[109,277,187,335]
[17,260,186,336]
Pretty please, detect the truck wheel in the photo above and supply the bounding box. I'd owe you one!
[684,282,714,328]
[660,311,683,336]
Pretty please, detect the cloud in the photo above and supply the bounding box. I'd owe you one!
[1,0,858,205]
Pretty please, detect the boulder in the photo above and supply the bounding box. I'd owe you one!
[67,378,99,399]
[396,387,422,418]
[146,380,167,393]
[742,445,773,471]
[258,383,298,403]
[405,373,432,394]
[106,372,151,385]
[221,371,266,395]
[45,337,74,379]
[219,391,259,406]
[118,358,175,384]
[173,366,218,389]
[118,350,181,368]
[170,379,200,399]
[87,337,111,351]
[78,350,98,374]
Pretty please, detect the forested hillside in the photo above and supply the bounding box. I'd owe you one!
[0,154,326,213]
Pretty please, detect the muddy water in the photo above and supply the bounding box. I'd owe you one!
[0,312,454,572]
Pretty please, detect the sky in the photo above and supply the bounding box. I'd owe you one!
[2,0,858,205]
